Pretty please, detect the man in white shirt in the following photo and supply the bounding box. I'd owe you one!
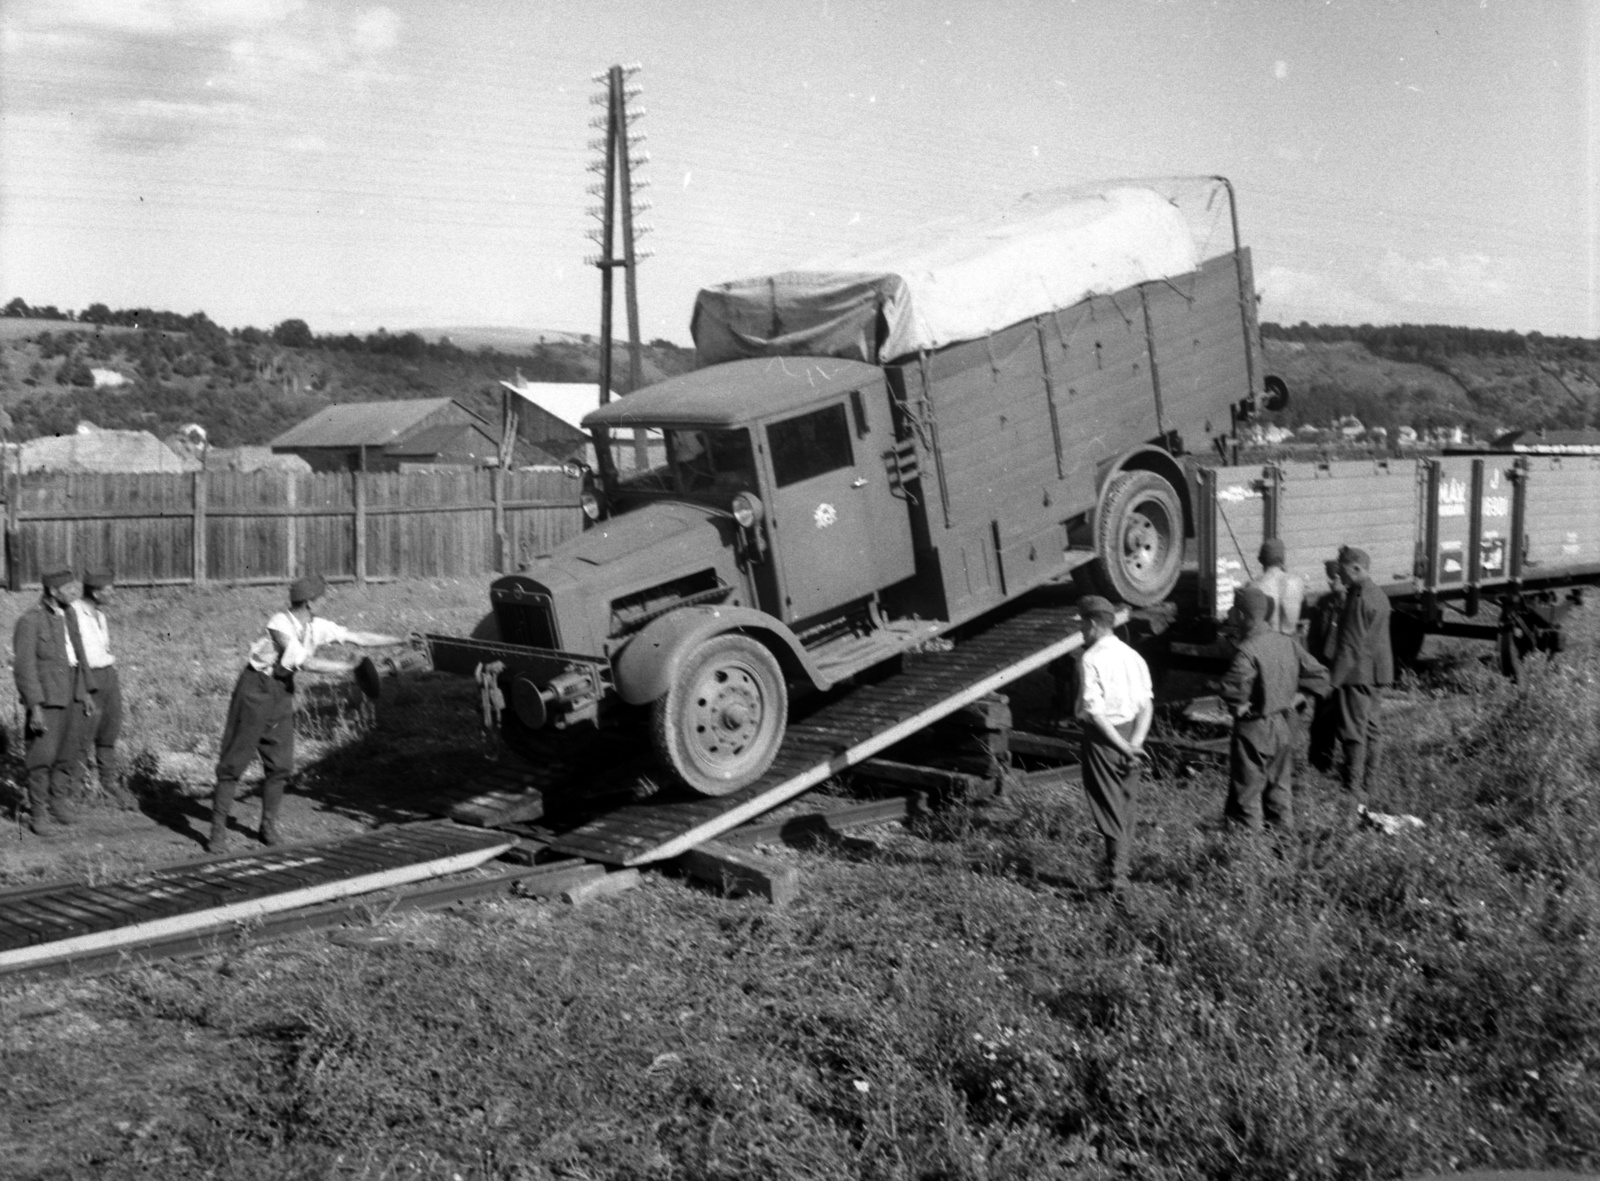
[208,573,403,852]
[73,569,138,810]
[1074,595,1153,893]
[1251,539,1305,636]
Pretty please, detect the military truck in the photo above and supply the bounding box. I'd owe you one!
[428,177,1283,796]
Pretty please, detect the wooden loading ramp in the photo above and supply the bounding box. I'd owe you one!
[514,601,1094,867]
[0,822,516,977]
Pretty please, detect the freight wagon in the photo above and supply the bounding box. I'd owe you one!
[1197,448,1600,675]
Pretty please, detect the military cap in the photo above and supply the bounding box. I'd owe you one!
[1234,583,1270,626]
[1337,545,1371,568]
[83,569,115,589]
[289,573,327,604]
[41,568,76,590]
[1077,594,1118,625]
[1258,538,1286,567]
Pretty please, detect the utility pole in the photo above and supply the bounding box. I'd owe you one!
[586,63,653,407]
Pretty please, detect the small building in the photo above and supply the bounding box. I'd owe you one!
[270,398,531,473]
[499,377,609,464]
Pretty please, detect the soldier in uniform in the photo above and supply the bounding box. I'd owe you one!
[13,569,95,835]
[1073,595,1153,893]
[1329,545,1393,803]
[1304,559,1345,773]
[74,569,138,809]
[1218,584,1331,833]
[208,574,403,852]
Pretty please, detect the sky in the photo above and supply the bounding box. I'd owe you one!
[1,0,1596,344]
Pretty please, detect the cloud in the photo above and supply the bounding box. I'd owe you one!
[2,0,401,152]
[1376,249,1509,309]
[1257,265,1394,326]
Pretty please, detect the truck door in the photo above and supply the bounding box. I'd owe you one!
[763,387,915,623]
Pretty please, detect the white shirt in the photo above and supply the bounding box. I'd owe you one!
[247,611,354,676]
[1252,568,1305,635]
[1076,633,1153,726]
[71,600,116,668]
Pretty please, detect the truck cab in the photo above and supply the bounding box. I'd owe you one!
[434,357,927,798]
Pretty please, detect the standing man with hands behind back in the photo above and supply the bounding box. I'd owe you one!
[1329,545,1393,808]
[1074,595,1153,894]
[13,569,95,836]
[209,573,404,852]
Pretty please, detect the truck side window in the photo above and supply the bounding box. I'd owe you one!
[768,403,854,487]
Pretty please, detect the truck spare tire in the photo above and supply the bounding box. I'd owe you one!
[1089,470,1184,607]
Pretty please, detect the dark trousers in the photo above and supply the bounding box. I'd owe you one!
[87,666,124,790]
[1226,711,1296,832]
[26,702,91,822]
[1307,693,1339,773]
[213,668,296,827]
[1335,685,1383,798]
[1081,720,1140,884]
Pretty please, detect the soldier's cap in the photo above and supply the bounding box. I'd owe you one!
[1077,594,1118,625]
[83,569,115,590]
[1338,545,1371,568]
[41,568,76,590]
[1258,538,1286,567]
[289,573,327,604]
[1234,584,1270,626]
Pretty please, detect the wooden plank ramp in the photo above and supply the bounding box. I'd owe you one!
[0,821,515,975]
[509,601,1094,867]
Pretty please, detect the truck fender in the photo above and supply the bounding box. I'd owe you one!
[1094,446,1194,535]
[612,605,822,706]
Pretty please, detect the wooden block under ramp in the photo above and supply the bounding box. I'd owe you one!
[512,861,608,899]
[679,841,800,906]
[562,868,642,906]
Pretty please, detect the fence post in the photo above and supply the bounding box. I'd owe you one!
[353,470,367,585]
[285,473,298,580]
[493,467,507,572]
[192,470,208,586]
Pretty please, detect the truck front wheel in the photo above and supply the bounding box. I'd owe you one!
[651,633,788,797]
[1090,471,1184,607]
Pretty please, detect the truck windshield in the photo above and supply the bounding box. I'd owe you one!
[603,427,757,498]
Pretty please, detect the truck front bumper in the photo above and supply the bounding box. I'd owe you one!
[424,633,612,730]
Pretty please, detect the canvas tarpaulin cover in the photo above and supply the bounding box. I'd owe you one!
[691,184,1202,366]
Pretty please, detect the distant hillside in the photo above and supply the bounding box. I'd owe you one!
[1260,323,1600,438]
[0,313,697,448]
[3,301,1596,449]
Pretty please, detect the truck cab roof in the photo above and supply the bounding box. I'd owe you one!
[584,356,882,430]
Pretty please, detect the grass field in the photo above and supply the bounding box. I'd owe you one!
[1,578,1597,1180]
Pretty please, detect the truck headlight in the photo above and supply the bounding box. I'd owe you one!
[731,492,762,528]
[562,459,587,479]
[580,484,604,521]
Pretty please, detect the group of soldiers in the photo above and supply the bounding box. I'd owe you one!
[13,570,401,850]
[13,568,132,835]
[1072,539,1392,892]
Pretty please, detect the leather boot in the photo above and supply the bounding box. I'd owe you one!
[1361,734,1384,798]
[27,774,58,835]
[259,777,287,846]
[208,779,237,853]
[99,748,138,810]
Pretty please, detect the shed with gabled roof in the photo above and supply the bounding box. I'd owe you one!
[271,398,524,472]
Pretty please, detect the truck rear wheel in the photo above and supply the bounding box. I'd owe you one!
[1089,471,1184,607]
[651,633,788,797]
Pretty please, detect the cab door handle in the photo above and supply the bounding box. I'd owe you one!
[851,478,868,488]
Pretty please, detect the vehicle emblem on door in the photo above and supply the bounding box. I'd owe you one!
[814,503,837,528]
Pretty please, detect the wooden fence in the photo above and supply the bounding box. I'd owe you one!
[1,469,584,589]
